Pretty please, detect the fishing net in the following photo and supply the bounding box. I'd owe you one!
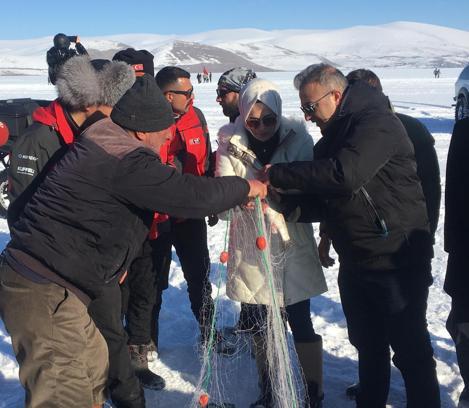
[190,198,307,408]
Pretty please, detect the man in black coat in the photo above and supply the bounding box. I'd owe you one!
[46,33,88,84]
[327,68,442,400]
[445,117,469,405]
[261,63,440,408]
[0,74,267,408]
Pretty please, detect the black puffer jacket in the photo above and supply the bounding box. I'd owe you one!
[7,113,249,299]
[396,113,440,237]
[445,117,469,254]
[270,82,432,272]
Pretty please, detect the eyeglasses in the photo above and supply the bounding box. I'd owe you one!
[165,87,194,98]
[246,114,277,129]
[216,88,235,98]
[300,91,333,115]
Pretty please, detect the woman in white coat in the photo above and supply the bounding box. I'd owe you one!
[216,78,327,408]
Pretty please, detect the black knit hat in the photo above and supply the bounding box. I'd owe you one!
[113,48,155,76]
[111,74,174,132]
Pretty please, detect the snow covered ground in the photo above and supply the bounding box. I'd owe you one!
[0,68,462,407]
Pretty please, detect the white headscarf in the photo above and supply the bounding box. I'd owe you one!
[238,78,282,134]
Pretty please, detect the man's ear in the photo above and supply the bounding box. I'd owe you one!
[84,105,99,115]
[133,131,145,141]
[332,90,342,106]
[164,92,173,104]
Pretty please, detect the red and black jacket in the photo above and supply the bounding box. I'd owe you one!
[160,105,213,176]
[7,99,79,226]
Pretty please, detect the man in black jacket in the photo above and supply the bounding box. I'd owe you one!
[330,68,442,401]
[47,33,88,84]
[262,63,440,408]
[0,74,267,408]
[445,117,469,406]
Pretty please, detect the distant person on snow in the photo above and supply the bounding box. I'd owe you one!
[0,73,267,408]
[444,116,469,407]
[46,33,88,85]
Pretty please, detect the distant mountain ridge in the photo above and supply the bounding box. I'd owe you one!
[0,21,468,75]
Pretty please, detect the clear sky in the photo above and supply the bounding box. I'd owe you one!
[1,0,467,39]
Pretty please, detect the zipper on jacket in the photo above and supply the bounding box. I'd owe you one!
[360,187,389,237]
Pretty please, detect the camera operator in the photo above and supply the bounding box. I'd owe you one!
[46,33,88,84]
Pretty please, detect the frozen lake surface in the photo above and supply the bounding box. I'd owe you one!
[0,68,462,407]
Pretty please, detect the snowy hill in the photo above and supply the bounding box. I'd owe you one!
[0,21,468,75]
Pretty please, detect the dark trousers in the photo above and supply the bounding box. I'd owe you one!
[122,235,171,346]
[338,265,440,408]
[88,283,144,408]
[446,253,469,392]
[171,218,213,333]
[285,299,317,342]
[252,299,316,341]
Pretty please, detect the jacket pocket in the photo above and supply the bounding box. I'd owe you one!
[359,187,388,237]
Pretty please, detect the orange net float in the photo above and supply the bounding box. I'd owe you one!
[219,251,229,264]
[256,236,267,250]
[198,393,209,407]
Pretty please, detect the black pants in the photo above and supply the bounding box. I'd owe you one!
[122,234,172,346]
[252,299,316,342]
[338,265,440,408]
[88,283,144,408]
[170,218,213,333]
[446,253,469,392]
[285,299,317,342]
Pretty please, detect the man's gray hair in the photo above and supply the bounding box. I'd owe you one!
[294,63,347,92]
[56,56,135,111]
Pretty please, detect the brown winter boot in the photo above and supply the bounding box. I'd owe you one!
[295,335,324,408]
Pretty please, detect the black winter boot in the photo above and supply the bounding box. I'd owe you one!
[129,344,166,390]
[345,382,360,400]
[307,382,324,408]
[111,384,145,408]
[249,372,273,408]
[250,334,273,408]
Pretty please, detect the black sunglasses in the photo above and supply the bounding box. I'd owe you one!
[300,91,333,115]
[216,88,235,98]
[246,114,277,129]
[166,87,194,98]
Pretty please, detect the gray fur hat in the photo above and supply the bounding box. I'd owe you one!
[56,55,135,111]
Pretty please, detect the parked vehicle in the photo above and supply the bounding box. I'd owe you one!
[455,65,469,121]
